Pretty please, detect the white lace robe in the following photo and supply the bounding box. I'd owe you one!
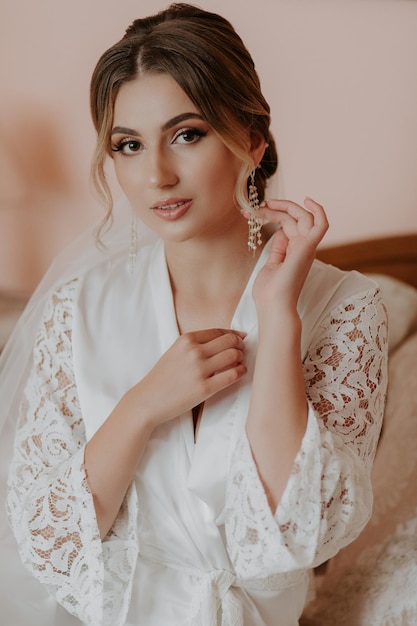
[7,240,388,626]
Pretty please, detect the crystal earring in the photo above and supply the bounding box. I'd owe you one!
[129,212,138,274]
[247,170,263,252]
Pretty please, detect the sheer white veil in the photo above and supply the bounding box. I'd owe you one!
[0,195,160,436]
[0,195,157,624]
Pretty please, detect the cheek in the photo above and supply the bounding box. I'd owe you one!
[113,159,127,188]
[113,159,141,196]
[218,167,240,201]
[113,164,149,215]
[199,153,240,194]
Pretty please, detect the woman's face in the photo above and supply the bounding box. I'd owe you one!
[111,72,248,245]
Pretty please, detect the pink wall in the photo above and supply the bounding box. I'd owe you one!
[1,0,417,293]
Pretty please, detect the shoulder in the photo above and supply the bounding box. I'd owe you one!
[77,241,160,298]
[44,240,161,313]
[69,240,164,344]
[36,244,146,339]
[309,258,378,295]
[299,260,384,356]
[301,259,380,315]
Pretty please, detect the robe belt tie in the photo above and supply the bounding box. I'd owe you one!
[139,547,306,626]
[188,568,244,626]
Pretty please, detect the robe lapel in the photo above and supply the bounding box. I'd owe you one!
[185,243,271,522]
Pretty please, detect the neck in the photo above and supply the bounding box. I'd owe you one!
[163,226,266,334]
[164,228,263,302]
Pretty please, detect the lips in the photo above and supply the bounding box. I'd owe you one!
[153,200,186,210]
[150,198,192,220]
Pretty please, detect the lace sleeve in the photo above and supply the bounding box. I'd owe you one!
[301,331,417,626]
[225,287,388,580]
[6,281,138,626]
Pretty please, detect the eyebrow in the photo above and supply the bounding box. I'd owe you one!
[111,112,205,136]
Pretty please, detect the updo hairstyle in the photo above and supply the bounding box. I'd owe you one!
[90,3,278,228]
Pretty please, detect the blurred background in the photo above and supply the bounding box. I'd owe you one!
[1,0,417,296]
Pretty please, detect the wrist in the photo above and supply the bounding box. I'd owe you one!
[119,387,158,437]
[257,306,301,337]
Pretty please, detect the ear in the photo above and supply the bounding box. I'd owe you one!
[249,131,268,168]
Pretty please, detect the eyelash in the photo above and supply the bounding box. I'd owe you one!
[111,127,207,155]
[173,127,207,144]
[111,139,141,155]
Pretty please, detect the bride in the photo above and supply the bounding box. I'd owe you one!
[1,4,387,625]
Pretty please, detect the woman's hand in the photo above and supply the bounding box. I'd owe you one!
[252,197,328,316]
[86,328,246,537]
[246,198,327,510]
[132,328,247,427]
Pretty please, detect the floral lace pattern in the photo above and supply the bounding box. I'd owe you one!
[7,282,388,625]
[226,289,387,579]
[7,281,138,626]
[301,331,417,626]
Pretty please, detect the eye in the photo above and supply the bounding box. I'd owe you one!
[173,128,207,145]
[111,138,143,155]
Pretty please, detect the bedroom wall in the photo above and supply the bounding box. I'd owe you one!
[1,0,417,293]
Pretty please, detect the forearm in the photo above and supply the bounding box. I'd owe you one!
[84,388,155,539]
[246,311,308,511]
[85,327,248,539]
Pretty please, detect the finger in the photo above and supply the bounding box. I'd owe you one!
[261,199,314,220]
[265,227,289,266]
[187,328,246,345]
[262,198,327,224]
[259,207,312,239]
[259,201,314,234]
[206,344,245,374]
[201,363,247,398]
[201,330,246,359]
[261,198,328,241]
[303,197,329,232]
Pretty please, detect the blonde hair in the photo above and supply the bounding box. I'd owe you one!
[90,3,278,235]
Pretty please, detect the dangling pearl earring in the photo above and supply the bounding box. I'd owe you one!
[129,212,138,274]
[247,170,263,253]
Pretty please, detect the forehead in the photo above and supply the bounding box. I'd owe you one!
[113,72,200,128]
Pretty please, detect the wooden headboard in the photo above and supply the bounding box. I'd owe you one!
[316,233,417,289]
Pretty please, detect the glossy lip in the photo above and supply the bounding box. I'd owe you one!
[150,197,192,220]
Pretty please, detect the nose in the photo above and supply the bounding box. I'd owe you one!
[146,146,179,189]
